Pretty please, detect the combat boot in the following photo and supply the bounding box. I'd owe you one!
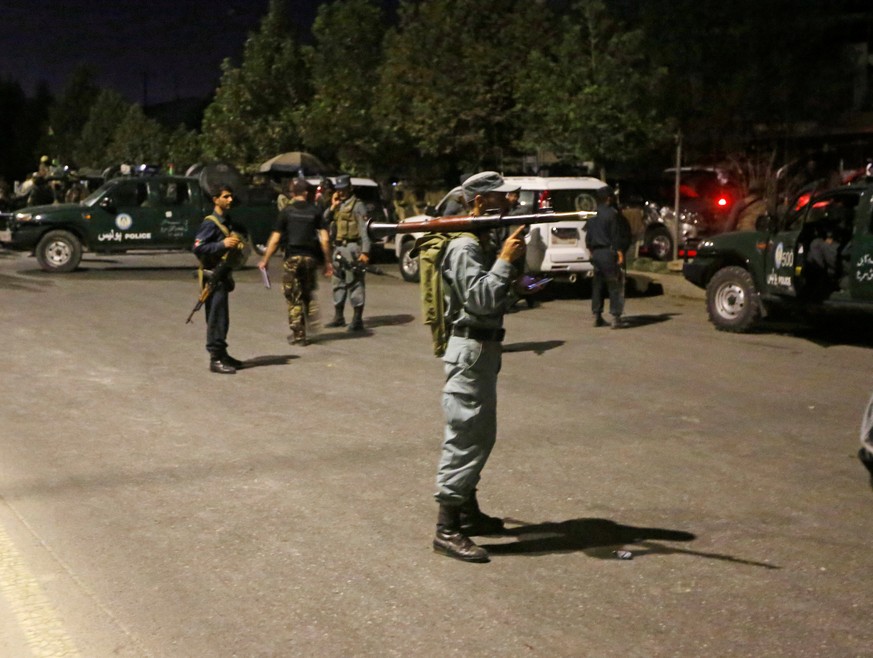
[433,504,489,563]
[593,314,606,327]
[459,490,505,535]
[348,306,365,332]
[325,305,346,328]
[859,448,873,490]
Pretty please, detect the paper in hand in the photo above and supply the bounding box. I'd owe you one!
[260,266,271,289]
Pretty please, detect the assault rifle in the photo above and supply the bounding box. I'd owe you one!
[333,249,385,276]
[185,256,235,324]
[366,210,594,240]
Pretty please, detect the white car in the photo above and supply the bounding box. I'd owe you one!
[394,175,605,282]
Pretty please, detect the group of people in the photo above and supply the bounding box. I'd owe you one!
[190,171,631,563]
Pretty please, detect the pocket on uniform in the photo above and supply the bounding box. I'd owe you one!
[443,338,482,370]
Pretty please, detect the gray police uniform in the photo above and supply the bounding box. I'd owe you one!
[327,194,370,309]
[436,235,516,505]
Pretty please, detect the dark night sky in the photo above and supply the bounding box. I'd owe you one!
[0,0,331,105]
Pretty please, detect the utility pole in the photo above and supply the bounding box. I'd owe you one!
[673,130,682,262]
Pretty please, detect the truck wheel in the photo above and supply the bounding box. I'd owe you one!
[399,239,419,282]
[645,226,673,261]
[35,230,82,273]
[706,265,761,332]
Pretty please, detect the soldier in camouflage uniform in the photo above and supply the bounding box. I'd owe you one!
[258,178,332,345]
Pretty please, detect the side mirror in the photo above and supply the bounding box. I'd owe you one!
[754,214,776,233]
[99,196,115,212]
[425,204,437,216]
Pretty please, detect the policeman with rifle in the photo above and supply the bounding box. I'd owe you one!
[191,184,248,374]
[325,175,370,332]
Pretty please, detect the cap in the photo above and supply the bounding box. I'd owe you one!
[461,171,517,202]
[334,174,351,190]
[595,185,614,202]
[40,155,50,163]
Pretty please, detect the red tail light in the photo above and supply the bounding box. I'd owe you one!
[716,196,728,207]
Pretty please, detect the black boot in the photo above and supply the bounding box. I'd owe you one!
[348,305,364,331]
[859,448,873,490]
[433,504,489,563]
[325,305,346,328]
[459,490,505,535]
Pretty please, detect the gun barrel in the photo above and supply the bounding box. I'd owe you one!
[366,211,592,240]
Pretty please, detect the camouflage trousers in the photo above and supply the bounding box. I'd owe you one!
[283,255,319,341]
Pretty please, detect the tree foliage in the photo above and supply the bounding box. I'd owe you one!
[302,0,387,174]
[515,0,669,175]
[73,89,131,169]
[104,105,169,165]
[43,65,100,165]
[200,0,308,168]
[375,0,547,174]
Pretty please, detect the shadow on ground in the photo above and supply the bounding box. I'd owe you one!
[482,517,779,568]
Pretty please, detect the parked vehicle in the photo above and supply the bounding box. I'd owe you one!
[0,170,277,273]
[618,167,743,261]
[683,178,873,332]
[393,175,605,282]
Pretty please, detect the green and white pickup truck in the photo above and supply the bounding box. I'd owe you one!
[683,178,873,332]
[0,174,277,272]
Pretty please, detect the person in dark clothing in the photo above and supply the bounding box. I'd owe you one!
[585,186,627,328]
[258,178,333,345]
[192,185,245,374]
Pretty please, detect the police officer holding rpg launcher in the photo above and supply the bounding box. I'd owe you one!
[430,171,527,563]
[325,175,370,331]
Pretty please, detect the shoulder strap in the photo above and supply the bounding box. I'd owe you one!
[206,214,230,237]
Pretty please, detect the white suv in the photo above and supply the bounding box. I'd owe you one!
[393,175,605,282]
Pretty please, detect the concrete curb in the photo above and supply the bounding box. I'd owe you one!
[627,268,706,301]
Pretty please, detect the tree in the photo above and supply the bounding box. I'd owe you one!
[104,105,169,165]
[73,89,131,169]
[200,0,308,169]
[0,79,51,181]
[43,65,100,165]
[375,0,547,177]
[301,0,388,174]
[515,0,669,176]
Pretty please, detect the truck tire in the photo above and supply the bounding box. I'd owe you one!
[644,226,673,261]
[706,265,761,332]
[35,230,83,273]
[399,239,419,282]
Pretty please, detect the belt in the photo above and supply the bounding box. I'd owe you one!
[590,245,611,250]
[335,239,360,246]
[451,326,505,342]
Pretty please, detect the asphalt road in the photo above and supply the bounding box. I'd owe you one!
[1,249,872,657]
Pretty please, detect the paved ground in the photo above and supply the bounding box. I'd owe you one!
[0,249,872,657]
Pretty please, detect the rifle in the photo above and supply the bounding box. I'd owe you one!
[185,256,235,324]
[366,210,594,240]
[333,249,386,276]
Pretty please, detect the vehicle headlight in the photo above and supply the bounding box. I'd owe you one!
[14,212,34,222]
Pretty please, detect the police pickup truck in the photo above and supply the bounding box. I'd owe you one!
[0,174,277,273]
[683,178,873,332]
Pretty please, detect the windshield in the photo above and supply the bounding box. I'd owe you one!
[82,181,115,207]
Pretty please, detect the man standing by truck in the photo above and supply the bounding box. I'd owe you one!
[193,185,245,374]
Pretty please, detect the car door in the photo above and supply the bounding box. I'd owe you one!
[845,189,873,300]
[151,179,200,248]
[88,179,162,250]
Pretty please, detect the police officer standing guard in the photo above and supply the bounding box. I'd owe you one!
[192,185,246,374]
[325,175,370,331]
